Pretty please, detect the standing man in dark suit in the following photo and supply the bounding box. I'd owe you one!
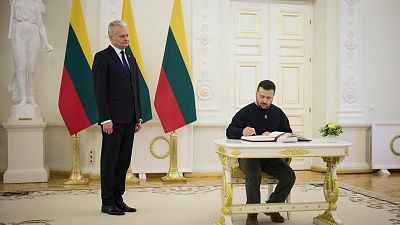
[93,20,142,216]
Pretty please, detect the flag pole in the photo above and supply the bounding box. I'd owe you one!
[64,134,89,185]
[161,131,186,183]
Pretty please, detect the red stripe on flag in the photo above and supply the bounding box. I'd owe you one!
[59,67,91,135]
[154,68,186,133]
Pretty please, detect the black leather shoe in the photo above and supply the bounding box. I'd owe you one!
[265,212,285,223]
[115,201,137,212]
[101,205,125,215]
[246,215,258,225]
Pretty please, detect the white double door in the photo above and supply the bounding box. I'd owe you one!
[231,1,313,169]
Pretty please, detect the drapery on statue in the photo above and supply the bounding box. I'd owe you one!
[8,0,53,106]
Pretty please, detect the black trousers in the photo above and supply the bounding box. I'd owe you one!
[100,122,135,206]
[239,158,296,214]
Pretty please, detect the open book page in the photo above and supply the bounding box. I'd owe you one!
[241,132,311,142]
[241,131,287,142]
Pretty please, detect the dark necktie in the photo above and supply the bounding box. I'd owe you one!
[120,50,130,74]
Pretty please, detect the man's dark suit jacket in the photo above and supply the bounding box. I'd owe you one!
[93,45,141,124]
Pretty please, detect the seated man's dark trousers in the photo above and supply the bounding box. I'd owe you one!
[239,158,296,217]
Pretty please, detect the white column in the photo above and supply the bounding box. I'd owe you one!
[312,0,371,173]
[338,0,366,123]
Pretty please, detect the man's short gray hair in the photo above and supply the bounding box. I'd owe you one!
[108,20,127,36]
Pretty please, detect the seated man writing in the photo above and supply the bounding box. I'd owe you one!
[226,80,296,224]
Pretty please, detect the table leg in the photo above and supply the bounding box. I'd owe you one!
[215,151,236,225]
[313,157,344,225]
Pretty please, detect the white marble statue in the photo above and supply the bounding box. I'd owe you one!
[8,0,53,107]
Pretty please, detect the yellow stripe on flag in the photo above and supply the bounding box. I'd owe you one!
[169,0,191,78]
[70,0,93,69]
[122,0,148,82]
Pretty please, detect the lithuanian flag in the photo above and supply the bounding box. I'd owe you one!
[154,0,197,133]
[122,0,152,123]
[58,0,98,135]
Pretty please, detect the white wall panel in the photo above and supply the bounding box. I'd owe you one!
[236,44,262,56]
[235,10,261,38]
[279,11,305,40]
[372,123,400,169]
[235,63,259,107]
[278,45,305,57]
[279,63,304,107]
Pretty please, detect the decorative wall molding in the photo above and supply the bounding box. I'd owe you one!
[338,0,366,123]
[192,0,227,124]
[193,0,216,110]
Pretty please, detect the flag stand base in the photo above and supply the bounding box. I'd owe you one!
[161,131,186,183]
[161,173,186,183]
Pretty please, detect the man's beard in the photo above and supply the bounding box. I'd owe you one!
[256,101,270,109]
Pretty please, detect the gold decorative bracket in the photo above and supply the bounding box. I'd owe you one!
[150,136,170,159]
[390,135,400,156]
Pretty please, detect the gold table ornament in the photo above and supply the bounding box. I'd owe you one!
[279,149,310,155]
[150,131,186,183]
[64,134,89,185]
[390,135,400,156]
[231,149,241,156]
[125,166,140,184]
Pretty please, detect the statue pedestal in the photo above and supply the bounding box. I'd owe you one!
[10,104,41,118]
[2,117,49,183]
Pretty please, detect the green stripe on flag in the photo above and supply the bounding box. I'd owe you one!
[162,27,196,124]
[64,25,98,124]
[137,69,152,122]
[125,46,152,123]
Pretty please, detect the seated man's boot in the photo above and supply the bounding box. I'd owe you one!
[246,214,258,225]
[265,212,285,223]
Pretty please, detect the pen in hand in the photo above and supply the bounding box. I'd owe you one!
[243,125,257,136]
